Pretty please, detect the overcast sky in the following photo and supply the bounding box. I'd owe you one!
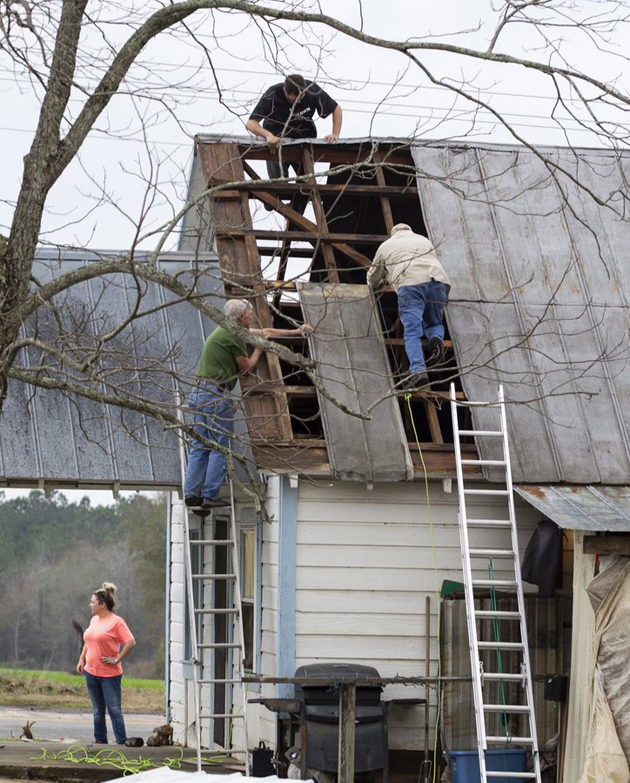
[1,0,627,505]
[2,0,627,252]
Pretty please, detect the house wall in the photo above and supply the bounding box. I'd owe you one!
[290,478,540,751]
[169,476,543,753]
[168,496,190,745]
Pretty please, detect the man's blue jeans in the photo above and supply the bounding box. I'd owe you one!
[85,673,126,744]
[398,281,447,373]
[184,385,234,501]
[267,159,308,214]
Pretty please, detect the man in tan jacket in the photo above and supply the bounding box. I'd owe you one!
[368,224,451,388]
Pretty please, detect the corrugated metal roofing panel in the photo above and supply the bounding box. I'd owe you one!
[297,283,413,482]
[516,485,630,531]
[0,250,219,489]
[413,145,630,483]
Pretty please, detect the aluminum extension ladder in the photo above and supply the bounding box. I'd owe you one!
[449,383,541,783]
[178,431,250,773]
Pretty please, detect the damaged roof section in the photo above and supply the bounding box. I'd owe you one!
[413,145,630,484]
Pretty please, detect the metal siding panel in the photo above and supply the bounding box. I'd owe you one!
[414,145,630,484]
[20,317,80,481]
[298,283,413,482]
[557,305,630,481]
[414,147,513,302]
[447,301,560,482]
[555,150,629,307]
[522,303,598,483]
[515,484,630,531]
[477,148,586,306]
[0,376,42,480]
[89,272,155,481]
[65,278,118,481]
[121,275,178,484]
[0,252,214,487]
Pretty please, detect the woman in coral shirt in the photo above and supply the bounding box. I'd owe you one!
[76,582,137,744]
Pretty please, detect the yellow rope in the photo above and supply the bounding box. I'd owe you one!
[405,393,442,783]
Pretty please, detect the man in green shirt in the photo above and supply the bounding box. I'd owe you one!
[184,299,313,513]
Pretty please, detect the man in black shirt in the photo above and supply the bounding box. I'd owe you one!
[246,74,343,212]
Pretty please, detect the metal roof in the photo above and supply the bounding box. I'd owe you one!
[516,485,630,531]
[298,283,413,482]
[412,145,630,484]
[1,250,220,490]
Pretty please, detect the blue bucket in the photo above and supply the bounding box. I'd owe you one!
[449,749,529,783]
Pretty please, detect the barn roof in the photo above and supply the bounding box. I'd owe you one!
[1,249,219,491]
[412,144,630,483]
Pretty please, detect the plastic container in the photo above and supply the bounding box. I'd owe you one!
[449,749,529,783]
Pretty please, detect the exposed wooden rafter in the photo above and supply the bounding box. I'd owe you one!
[195,137,473,477]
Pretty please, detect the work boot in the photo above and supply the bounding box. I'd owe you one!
[185,495,203,508]
[427,336,445,367]
[405,371,430,390]
[201,497,231,510]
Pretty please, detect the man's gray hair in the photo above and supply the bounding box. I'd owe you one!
[224,299,252,321]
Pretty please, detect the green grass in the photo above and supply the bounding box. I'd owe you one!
[0,668,164,712]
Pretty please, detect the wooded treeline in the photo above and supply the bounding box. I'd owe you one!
[0,491,166,678]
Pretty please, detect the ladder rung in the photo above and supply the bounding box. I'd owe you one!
[478,641,524,650]
[191,574,236,580]
[473,579,518,588]
[461,459,506,466]
[469,549,514,558]
[198,678,241,684]
[486,773,536,780]
[467,519,512,528]
[458,430,504,437]
[190,539,234,546]
[194,608,238,614]
[464,489,510,496]
[483,704,531,713]
[199,713,245,719]
[483,673,525,682]
[486,736,533,744]
[475,610,521,619]
[198,642,242,649]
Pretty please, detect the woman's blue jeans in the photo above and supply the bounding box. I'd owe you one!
[184,386,234,500]
[398,280,447,372]
[85,672,126,744]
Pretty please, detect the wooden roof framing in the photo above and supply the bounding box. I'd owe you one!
[195,137,479,479]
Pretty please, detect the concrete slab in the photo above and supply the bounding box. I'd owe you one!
[0,740,238,782]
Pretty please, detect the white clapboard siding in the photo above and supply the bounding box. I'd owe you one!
[168,497,188,745]
[171,475,541,754]
[259,478,281,746]
[292,478,539,751]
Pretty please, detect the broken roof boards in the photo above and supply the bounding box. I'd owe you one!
[412,144,630,484]
[298,283,413,483]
